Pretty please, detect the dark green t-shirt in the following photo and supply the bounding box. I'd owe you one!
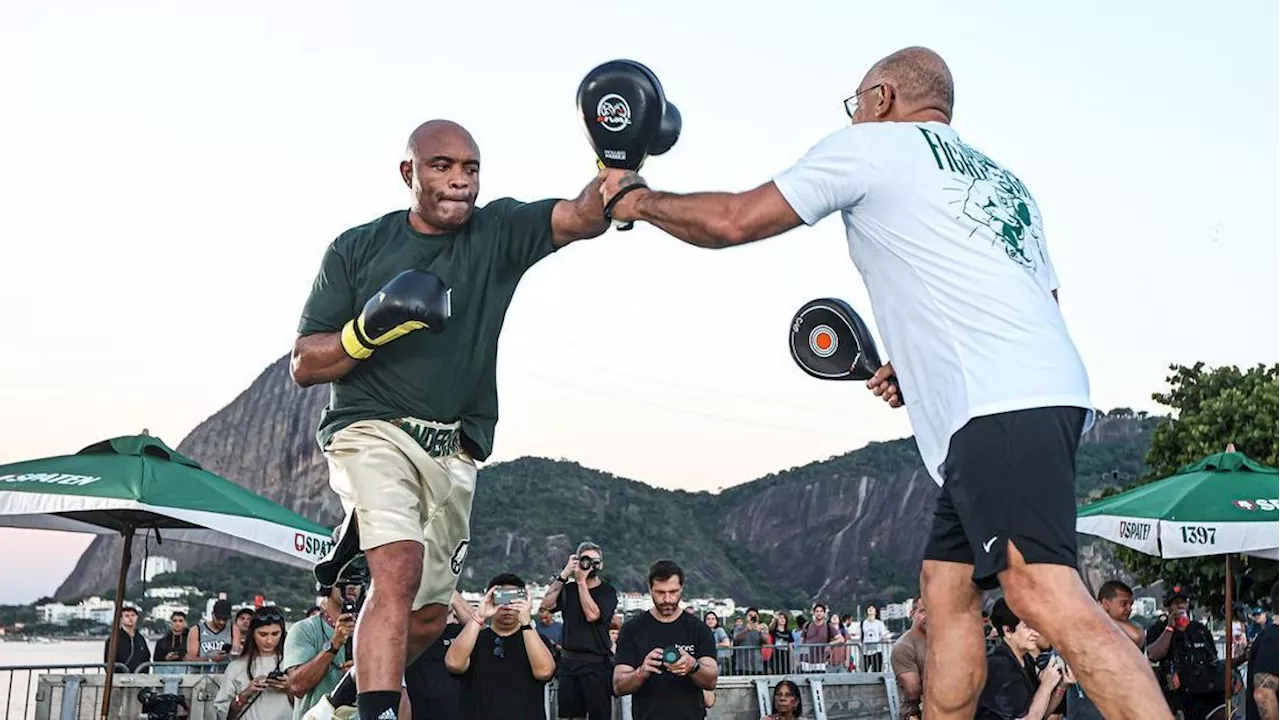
[297,198,559,460]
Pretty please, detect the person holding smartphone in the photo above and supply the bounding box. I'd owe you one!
[445,574,556,720]
[215,607,294,720]
[976,599,1071,720]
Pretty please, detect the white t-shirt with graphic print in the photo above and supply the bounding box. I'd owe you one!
[773,121,1093,486]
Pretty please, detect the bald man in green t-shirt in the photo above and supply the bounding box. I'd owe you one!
[292,119,609,720]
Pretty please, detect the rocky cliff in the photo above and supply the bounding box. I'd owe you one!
[55,355,1156,606]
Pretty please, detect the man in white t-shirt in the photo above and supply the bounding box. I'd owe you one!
[597,46,1169,720]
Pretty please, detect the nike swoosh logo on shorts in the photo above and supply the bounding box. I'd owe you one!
[982,536,999,553]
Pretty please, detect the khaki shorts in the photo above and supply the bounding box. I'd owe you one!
[324,418,476,611]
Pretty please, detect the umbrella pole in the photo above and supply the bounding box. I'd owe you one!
[100,523,135,720]
[1225,554,1234,719]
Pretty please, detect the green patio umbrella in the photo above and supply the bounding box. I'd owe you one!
[1077,447,1279,718]
[0,433,335,720]
[1077,449,1278,559]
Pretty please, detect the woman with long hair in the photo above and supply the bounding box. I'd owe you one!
[769,613,793,674]
[761,679,803,720]
[214,606,293,720]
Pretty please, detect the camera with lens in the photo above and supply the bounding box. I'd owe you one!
[138,687,189,720]
[662,645,682,665]
[578,556,601,571]
[341,600,358,615]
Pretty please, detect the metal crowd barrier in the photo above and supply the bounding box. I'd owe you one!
[0,664,115,720]
[11,652,898,720]
[717,641,895,676]
[541,670,898,720]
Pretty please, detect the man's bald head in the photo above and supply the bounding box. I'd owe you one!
[400,119,481,234]
[854,46,954,124]
[405,119,479,161]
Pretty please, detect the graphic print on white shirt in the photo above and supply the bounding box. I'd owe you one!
[772,121,1093,485]
[918,126,1048,274]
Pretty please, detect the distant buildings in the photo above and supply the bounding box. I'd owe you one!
[142,556,178,582]
[37,596,116,625]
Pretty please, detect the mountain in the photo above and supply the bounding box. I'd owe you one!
[54,355,1159,609]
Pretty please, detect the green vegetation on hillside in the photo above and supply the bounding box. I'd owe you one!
[80,409,1163,612]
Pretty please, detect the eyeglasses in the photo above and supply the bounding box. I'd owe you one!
[843,83,883,119]
[492,636,505,660]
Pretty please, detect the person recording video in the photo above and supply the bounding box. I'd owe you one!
[540,541,618,720]
[283,563,409,720]
[445,574,556,720]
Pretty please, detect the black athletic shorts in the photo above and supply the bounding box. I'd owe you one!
[556,657,613,719]
[923,405,1087,590]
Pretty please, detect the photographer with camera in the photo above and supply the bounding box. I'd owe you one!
[445,574,556,720]
[613,560,718,720]
[540,541,618,720]
[214,606,293,720]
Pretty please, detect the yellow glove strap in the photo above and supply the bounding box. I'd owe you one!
[341,320,374,360]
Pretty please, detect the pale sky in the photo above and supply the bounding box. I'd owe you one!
[1,0,1276,604]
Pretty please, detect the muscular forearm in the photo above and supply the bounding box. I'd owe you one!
[1146,627,1173,661]
[691,658,718,691]
[613,666,648,696]
[524,628,556,681]
[539,580,564,612]
[577,582,601,622]
[554,176,610,245]
[291,332,358,387]
[632,189,745,248]
[288,649,335,697]
[445,618,483,674]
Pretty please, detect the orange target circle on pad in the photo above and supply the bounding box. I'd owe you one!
[809,325,838,358]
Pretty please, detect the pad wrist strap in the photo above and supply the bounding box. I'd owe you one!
[604,182,648,222]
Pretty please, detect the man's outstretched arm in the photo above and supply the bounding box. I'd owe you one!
[551,172,611,247]
[600,171,804,249]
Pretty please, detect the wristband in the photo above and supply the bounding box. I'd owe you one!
[341,320,374,360]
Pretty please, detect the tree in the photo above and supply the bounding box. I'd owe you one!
[1115,362,1279,616]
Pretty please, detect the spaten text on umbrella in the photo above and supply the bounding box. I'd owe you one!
[295,532,334,558]
[1116,520,1152,541]
[0,472,100,486]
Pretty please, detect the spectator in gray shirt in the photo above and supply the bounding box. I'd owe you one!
[733,608,765,675]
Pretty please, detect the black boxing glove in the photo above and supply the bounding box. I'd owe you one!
[341,269,451,360]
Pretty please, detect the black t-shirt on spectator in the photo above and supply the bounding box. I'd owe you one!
[616,611,716,720]
[554,580,618,656]
[1247,624,1278,720]
[455,627,554,720]
[407,623,464,720]
[976,642,1037,720]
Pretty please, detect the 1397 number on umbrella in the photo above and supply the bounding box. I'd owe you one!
[1180,526,1217,545]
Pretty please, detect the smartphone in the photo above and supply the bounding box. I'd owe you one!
[493,587,527,607]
